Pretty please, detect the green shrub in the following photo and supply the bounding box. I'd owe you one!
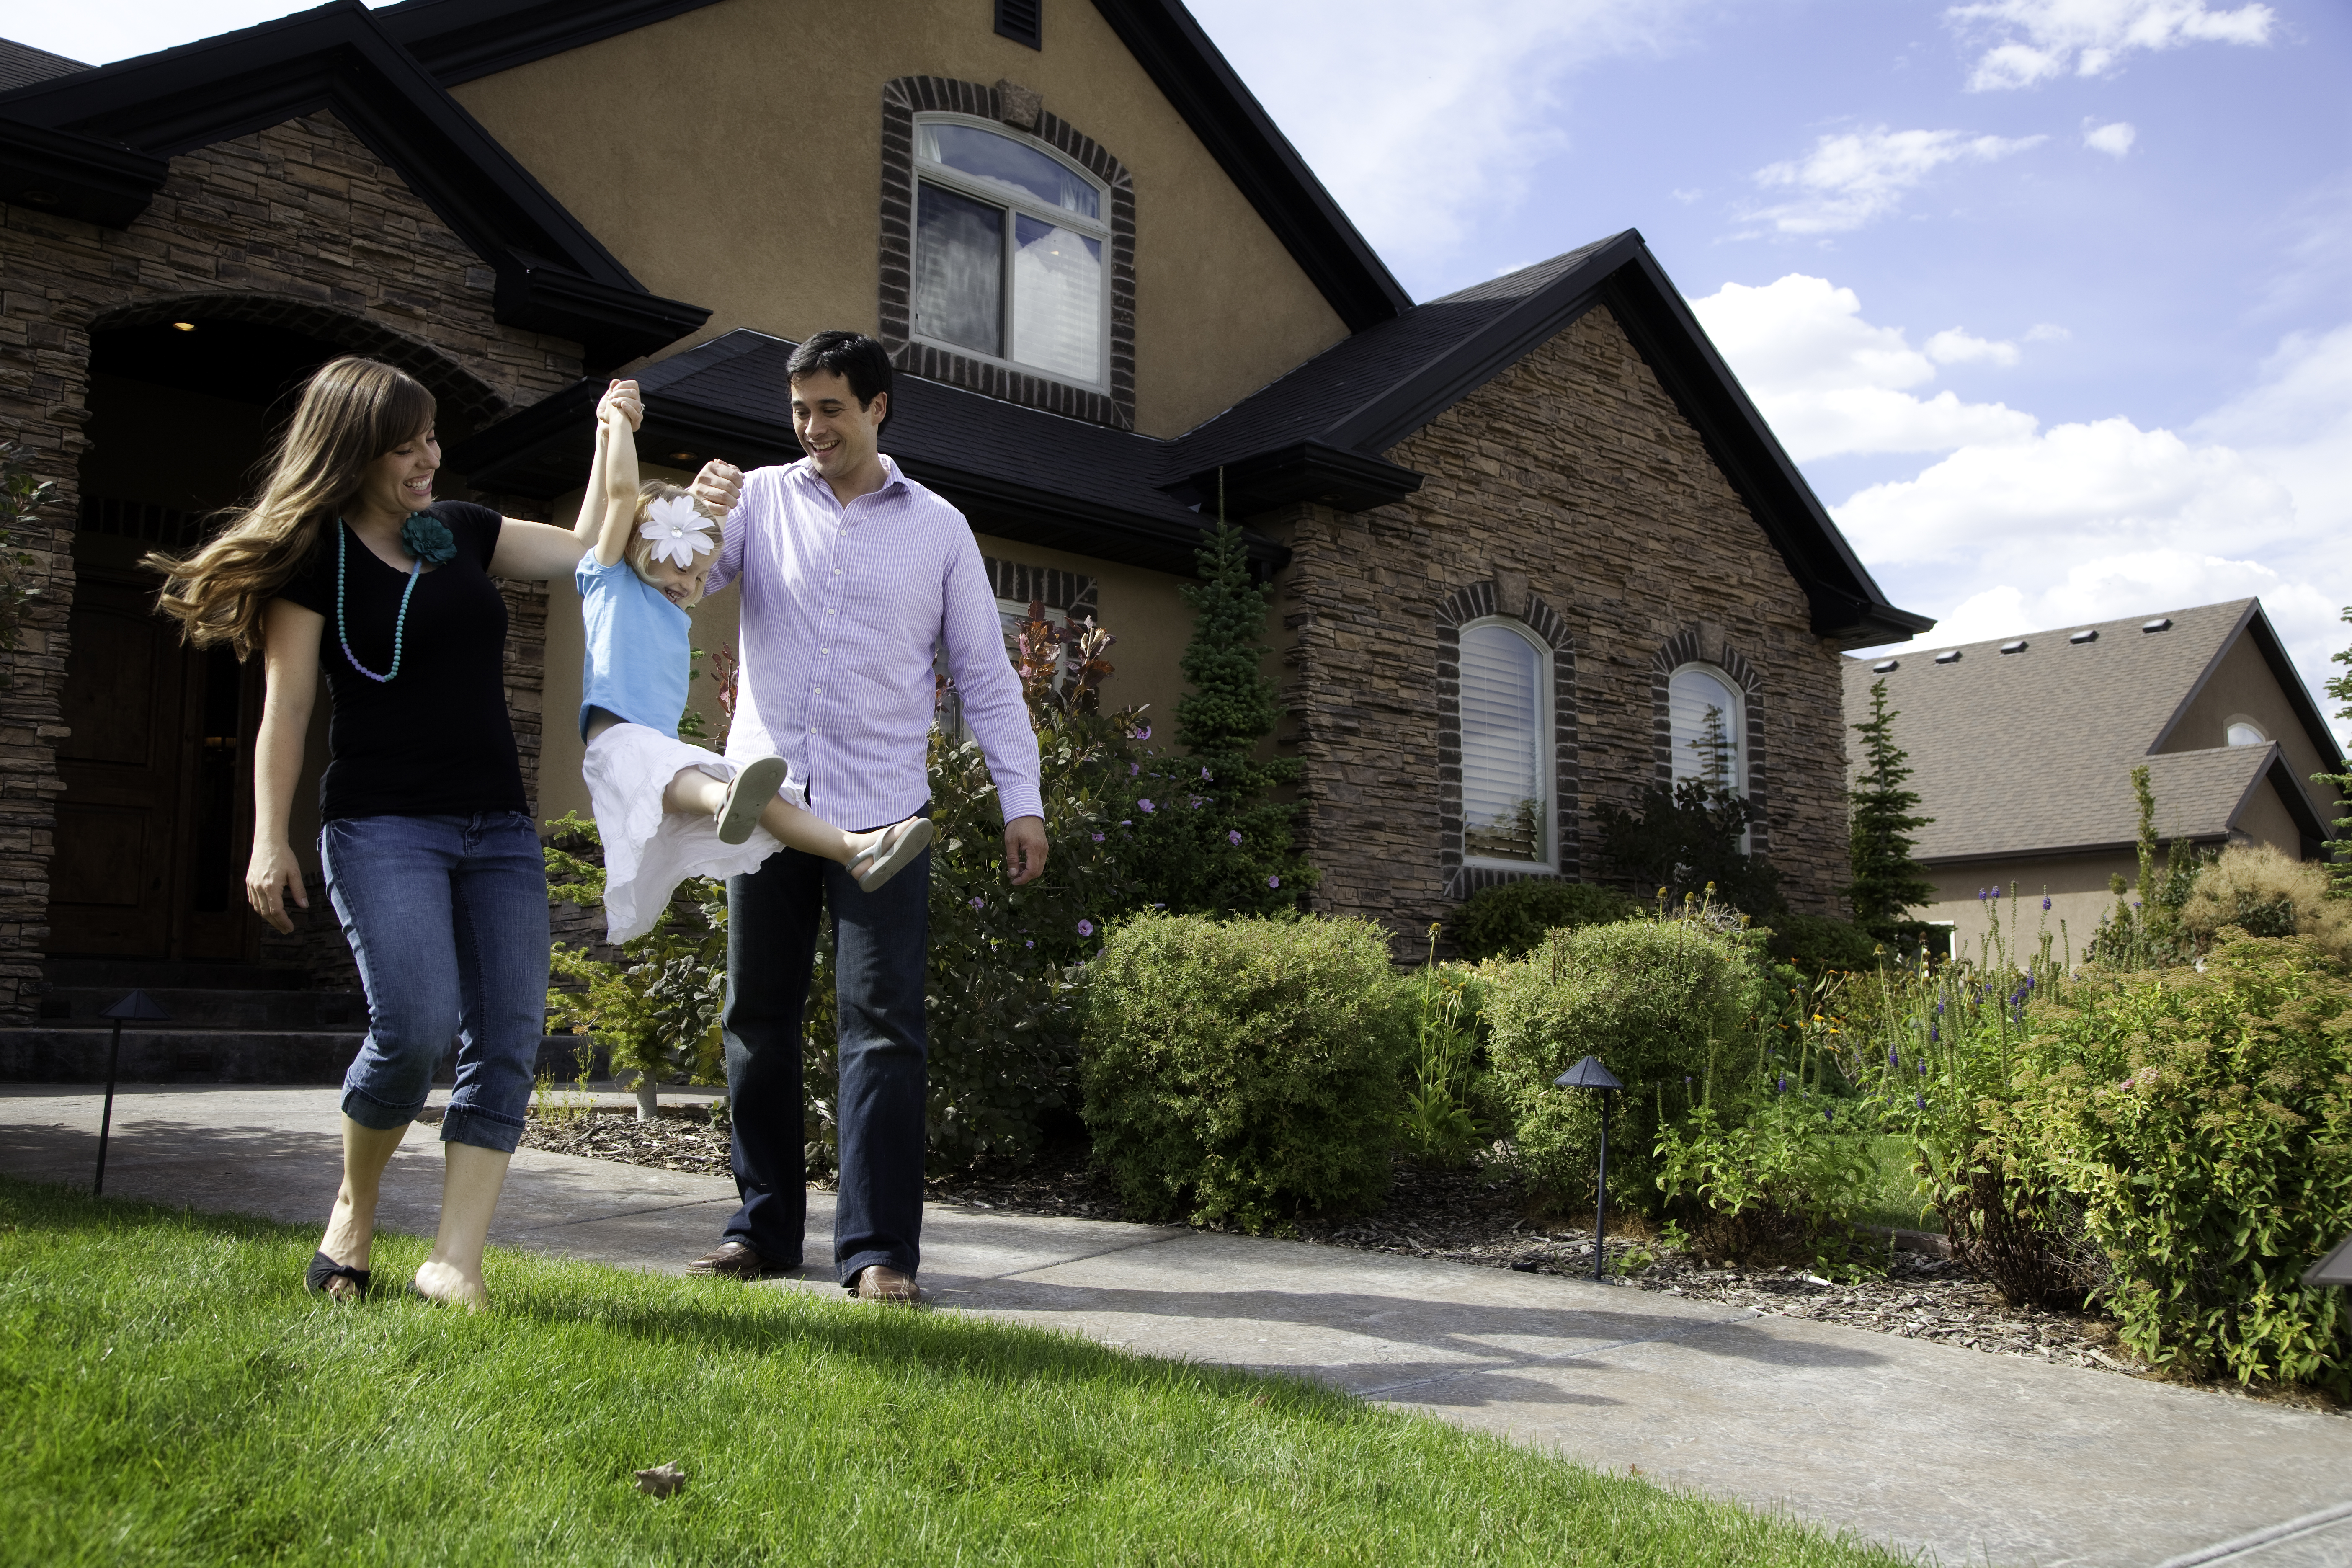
[2002,936,2352,1393]
[1760,912,1880,978]
[1485,916,1762,1214]
[1447,879,1637,963]
[1081,912,1412,1231]
[1592,778,1784,916]
[2179,843,2352,963]
[1401,930,1491,1167]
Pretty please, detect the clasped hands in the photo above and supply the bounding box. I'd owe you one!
[598,378,743,519]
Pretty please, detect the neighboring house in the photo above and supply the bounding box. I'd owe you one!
[0,0,1925,1021]
[1842,599,2346,958]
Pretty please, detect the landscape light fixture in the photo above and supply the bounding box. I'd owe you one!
[93,988,171,1196]
[1554,1054,1623,1280]
[170,321,196,331]
[2305,1233,2352,1290]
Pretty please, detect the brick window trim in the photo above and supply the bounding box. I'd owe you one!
[879,76,1137,431]
[1652,629,1769,855]
[1436,580,1580,900]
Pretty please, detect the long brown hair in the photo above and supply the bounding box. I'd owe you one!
[146,357,436,659]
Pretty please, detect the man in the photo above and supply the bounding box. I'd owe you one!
[688,331,1046,1301]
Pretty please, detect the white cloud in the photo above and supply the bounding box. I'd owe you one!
[1750,126,2047,234]
[1948,0,2276,90]
[1692,274,2036,459]
[2024,322,2073,341]
[1925,328,2022,365]
[1836,318,2352,735]
[1184,0,1699,284]
[2084,120,2138,156]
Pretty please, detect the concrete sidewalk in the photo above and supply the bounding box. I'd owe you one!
[5,1084,2347,1568]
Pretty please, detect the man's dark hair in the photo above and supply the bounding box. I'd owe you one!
[786,331,892,415]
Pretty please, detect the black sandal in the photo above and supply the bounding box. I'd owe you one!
[305,1250,372,1300]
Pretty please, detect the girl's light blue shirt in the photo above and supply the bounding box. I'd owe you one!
[578,556,691,740]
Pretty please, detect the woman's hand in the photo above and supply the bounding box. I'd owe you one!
[247,838,310,935]
[598,378,644,431]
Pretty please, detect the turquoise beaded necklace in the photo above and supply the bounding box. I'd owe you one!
[334,518,423,683]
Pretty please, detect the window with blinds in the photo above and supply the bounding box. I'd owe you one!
[1460,621,1548,864]
[1668,665,1742,793]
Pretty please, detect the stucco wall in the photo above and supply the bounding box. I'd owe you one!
[1916,853,2138,965]
[446,0,1350,437]
[1268,306,1851,957]
[0,109,581,1007]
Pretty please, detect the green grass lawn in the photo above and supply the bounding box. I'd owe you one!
[1850,1135,1940,1235]
[0,1176,1915,1568]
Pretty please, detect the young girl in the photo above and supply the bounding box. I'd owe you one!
[576,394,931,942]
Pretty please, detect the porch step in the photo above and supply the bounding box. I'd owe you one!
[41,959,314,993]
[35,988,367,1030]
[0,1030,606,1086]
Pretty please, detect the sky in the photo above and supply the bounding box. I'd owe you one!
[10,0,2349,735]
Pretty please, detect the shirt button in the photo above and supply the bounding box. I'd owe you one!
[833,568,842,575]
[828,608,837,615]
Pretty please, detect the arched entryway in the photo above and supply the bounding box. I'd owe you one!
[46,297,503,961]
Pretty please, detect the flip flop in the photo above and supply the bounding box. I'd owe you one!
[716,756,789,845]
[304,1250,371,1300]
[848,818,935,893]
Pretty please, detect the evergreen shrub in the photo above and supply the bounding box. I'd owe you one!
[1484,916,1763,1214]
[2001,936,2352,1393]
[1446,879,1636,963]
[1081,912,1411,1232]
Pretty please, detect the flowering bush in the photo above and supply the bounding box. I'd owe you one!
[1081,911,1411,1231]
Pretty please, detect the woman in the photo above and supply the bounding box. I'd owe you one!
[148,356,737,1308]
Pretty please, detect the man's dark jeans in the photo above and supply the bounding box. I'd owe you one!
[720,832,930,1287]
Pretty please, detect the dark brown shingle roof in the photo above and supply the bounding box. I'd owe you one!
[0,37,86,93]
[1842,599,2286,862]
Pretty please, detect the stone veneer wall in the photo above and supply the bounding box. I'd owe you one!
[1266,306,1850,962]
[0,109,585,1013]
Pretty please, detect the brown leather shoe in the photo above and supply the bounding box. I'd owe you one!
[686,1240,769,1280]
[854,1264,921,1303]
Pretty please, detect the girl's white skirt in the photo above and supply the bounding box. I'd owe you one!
[583,722,799,944]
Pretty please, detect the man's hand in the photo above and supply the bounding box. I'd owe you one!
[598,378,644,430]
[692,459,744,518]
[1004,816,1048,885]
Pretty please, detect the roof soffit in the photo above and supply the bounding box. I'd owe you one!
[0,1,709,365]
[375,0,735,84]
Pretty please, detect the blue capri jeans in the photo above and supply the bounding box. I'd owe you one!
[320,812,550,1153]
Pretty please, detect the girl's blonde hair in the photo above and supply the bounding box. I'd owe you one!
[145,357,436,659]
[624,480,717,578]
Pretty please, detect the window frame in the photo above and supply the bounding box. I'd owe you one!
[1666,661,1747,797]
[2224,716,2269,748]
[1457,614,1558,874]
[910,111,1114,394]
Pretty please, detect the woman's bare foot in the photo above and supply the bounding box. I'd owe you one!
[411,1259,489,1312]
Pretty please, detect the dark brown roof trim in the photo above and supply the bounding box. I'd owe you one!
[376,0,736,86]
[2151,600,2347,773]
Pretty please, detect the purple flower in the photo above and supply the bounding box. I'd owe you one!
[1129,763,1140,776]
[1188,796,1203,809]
[1977,888,1987,901]
[1133,724,1152,740]
[1091,833,1104,842]
[1139,799,1155,813]
[1267,875,1280,889]
[1916,1093,1928,1110]
[1025,940,1034,949]
[1076,918,1095,937]
[1200,767,1211,780]
[1822,1109,1834,1123]
[1227,830,1243,846]
[1991,883,2003,897]
[1776,1075,1787,1093]
[2042,895,2053,911]
[1888,1048,1899,1069]
[968,897,985,910]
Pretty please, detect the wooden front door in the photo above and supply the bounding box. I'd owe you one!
[47,571,258,959]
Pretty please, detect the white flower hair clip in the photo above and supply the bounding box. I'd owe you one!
[639,495,717,569]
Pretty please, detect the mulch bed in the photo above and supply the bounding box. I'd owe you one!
[522,1104,2140,1376]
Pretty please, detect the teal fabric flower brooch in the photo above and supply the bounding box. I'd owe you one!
[400,511,458,567]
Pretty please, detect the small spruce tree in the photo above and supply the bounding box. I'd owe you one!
[1117,478,1316,914]
[1842,678,1935,939]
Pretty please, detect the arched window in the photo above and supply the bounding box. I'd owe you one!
[2226,718,2267,747]
[1460,619,1552,866]
[913,115,1110,387]
[1668,664,1744,794]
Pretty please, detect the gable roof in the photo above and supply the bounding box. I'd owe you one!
[1841,598,2346,864]
[1168,230,1930,645]
[0,39,85,93]
[0,2,708,365]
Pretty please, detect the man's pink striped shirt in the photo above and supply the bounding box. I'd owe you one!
[709,454,1042,829]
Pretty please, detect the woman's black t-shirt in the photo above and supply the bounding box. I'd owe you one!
[276,500,528,823]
